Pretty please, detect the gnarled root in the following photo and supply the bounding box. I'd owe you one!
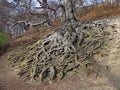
[8,21,108,83]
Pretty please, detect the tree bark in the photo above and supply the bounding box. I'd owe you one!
[42,0,51,25]
[64,0,77,23]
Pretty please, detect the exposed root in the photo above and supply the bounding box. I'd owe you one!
[8,21,109,83]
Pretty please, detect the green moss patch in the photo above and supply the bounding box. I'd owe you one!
[0,31,8,45]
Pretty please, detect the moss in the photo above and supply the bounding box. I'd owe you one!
[0,31,8,45]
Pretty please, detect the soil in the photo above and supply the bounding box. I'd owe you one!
[0,17,120,90]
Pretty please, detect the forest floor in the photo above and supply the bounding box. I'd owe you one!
[0,16,120,90]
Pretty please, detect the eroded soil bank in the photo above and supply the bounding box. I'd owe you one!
[0,17,120,90]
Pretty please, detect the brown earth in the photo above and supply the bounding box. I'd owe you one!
[0,17,120,90]
[0,48,113,90]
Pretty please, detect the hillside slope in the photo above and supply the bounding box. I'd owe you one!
[0,16,120,90]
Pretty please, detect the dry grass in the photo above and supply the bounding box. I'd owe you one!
[10,27,54,47]
[10,19,62,47]
[78,4,120,21]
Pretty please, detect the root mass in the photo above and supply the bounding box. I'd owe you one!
[8,21,109,83]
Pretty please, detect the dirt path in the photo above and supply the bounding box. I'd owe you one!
[0,51,113,90]
[1,17,120,90]
[104,17,120,90]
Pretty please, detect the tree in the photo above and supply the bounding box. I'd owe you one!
[103,0,120,6]
[63,0,77,23]
[0,0,13,31]
[42,0,51,25]
[8,0,107,83]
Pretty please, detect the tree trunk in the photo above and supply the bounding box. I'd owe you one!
[42,0,51,25]
[64,0,77,23]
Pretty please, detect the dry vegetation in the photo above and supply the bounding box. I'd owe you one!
[78,4,120,21]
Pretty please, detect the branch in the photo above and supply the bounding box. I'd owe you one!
[12,21,32,31]
[12,21,27,26]
[29,10,45,16]
[12,17,51,30]
[37,0,42,5]
[32,18,51,27]
[35,6,56,11]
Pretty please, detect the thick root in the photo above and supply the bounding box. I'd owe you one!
[8,21,109,83]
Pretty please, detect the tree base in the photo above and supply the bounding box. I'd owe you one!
[8,21,109,83]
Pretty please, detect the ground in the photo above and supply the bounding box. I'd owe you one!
[0,16,120,90]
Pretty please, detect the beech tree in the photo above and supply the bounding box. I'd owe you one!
[9,0,107,83]
[63,0,77,23]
